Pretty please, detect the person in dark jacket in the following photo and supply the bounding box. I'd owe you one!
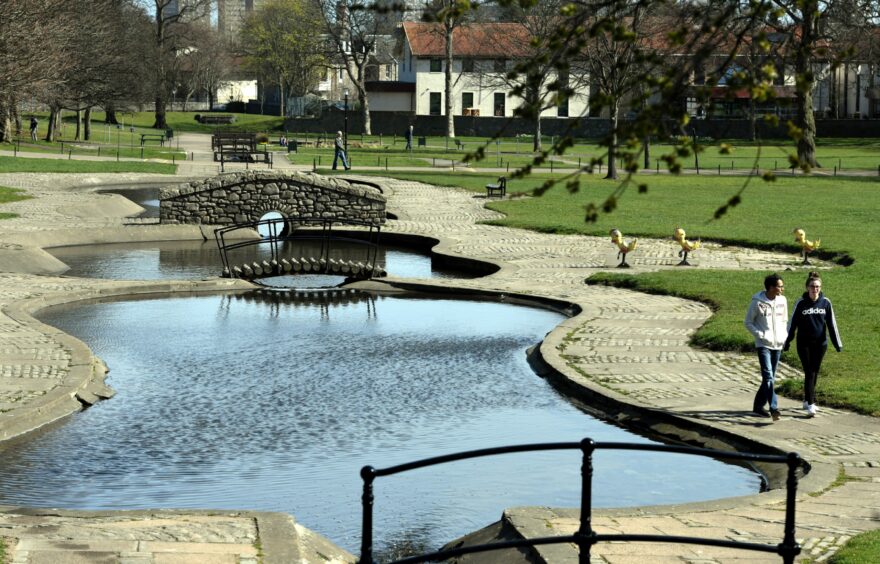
[783,271,842,417]
[333,131,350,170]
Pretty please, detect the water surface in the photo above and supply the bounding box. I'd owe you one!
[0,293,763,557]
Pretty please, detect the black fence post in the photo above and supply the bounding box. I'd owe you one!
[360,465,376,564]
[577,438,596,564]
[779,452,802,564]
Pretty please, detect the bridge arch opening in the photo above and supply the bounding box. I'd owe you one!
[257,211,285,238]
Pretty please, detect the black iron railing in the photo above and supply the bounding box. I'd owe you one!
[213,216,382,278]
[359,439,803,564]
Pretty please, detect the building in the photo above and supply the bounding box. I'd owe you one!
[373,22,589,118]
[217,0,263,36]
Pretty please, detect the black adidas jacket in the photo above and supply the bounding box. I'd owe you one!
[784,292,842,351]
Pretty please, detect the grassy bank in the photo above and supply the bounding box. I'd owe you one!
[0,185,31,220]
[368,171,879,415]
[0,156,175,174]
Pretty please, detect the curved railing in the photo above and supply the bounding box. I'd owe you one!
[359,439,804,564]
[213,217,383,280]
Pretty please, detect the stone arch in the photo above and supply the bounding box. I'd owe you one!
[158,171,386,226]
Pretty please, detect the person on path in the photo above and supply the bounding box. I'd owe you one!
[333,130,349,170]
[744,273,788,421]
[783,271,842,417]
[29,117,38,142]
[405,125,414,151]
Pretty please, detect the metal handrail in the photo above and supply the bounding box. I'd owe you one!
[359,439,803,564]
[214,216,381,278]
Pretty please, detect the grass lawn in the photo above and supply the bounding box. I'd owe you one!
[828,529,880,563]
[0,185,32,220]
[0,156,175,175]
[299,134,880,172]
[362,170,880,416]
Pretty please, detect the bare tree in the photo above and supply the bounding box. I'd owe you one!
[0,0,74,142]
[148,0,212,129]
[318,0,393,135]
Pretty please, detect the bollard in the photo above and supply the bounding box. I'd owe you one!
[718,164,721,175]
[506,162,510,172]
[656,160,659,173]
[385,157,388,171]
[578,157,581,169]
[775,160,777,170]
[191,151,194,161]
[140,147,144,159]
[117,150,120,162]
[433,157,436,167]
[97,146,101,157]
[731,160,734,170]
[551,159,554,173]
[313,158,316,171]
[377,156,380,167]
[172,153,175,164]
[834,166,837,176]
[68,149,72,160]
[60,141,64,154]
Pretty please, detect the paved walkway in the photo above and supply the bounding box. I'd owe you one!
[0,135,878,563]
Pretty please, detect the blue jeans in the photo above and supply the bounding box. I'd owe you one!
[333,149,349,170]
[753,347,780,412]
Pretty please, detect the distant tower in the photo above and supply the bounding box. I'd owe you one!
[218,0,259,36]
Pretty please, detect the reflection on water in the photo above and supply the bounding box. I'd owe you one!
[49,240,471,282]
[0,292,763,556]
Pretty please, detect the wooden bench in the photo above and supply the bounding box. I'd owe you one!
[140,133,166,147]
[486,177,507,198]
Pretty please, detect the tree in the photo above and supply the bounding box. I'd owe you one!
[318,0,392,135]
[241,0,324,117]
[148,0,212,129]
[180,23,233,111]
[419,1,480,139]
[471,1,590,152]
[0,0,74,142]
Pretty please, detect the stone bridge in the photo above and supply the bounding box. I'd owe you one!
[158,170,386,225]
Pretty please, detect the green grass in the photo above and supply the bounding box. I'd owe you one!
[0,185,31,220]
[828,529,880,563]
[0,156,176,174]
[368,171,880,415]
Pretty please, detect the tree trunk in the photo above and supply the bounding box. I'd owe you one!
[605,102,619,179]
[360,87,371,135]
[84,107,92,141]
[533,114,542,152]
[279,78,285,117]
[45,106,58,142]
[0,96,14,143]
[153,95,168,129]
[444,20,455,138]
[75,110,82,141]
[795,4,820,168]
[105,104,119,125]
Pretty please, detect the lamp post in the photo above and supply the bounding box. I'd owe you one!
[343,88,349,156]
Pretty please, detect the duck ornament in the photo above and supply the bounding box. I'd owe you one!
[610,228,637,268]
[793,228,820,265]
[673,227,701,266]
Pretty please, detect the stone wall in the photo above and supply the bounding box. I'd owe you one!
[159,170,386,225]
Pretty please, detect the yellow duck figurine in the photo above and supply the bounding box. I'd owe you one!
[673,227,701,266]
[793,228,820,265]
[610,228,637,268]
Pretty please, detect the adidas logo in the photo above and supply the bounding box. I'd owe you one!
[803,307,826,315]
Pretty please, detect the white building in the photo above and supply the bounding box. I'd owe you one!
[372,22,589,118]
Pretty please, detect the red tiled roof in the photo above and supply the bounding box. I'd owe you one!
[402,22,531,58]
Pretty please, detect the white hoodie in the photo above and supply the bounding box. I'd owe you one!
[744,290,789,350]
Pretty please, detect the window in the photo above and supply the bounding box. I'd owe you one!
[462,59,474,73]
[462,92,474,114]
[430,59,442,72]
[558,97,569,117]
[494,59,506,72]
[430,92,442,115]
[386,64,393,78]
[494,92,506,116]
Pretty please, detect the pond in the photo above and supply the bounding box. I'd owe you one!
[0,292,762,558]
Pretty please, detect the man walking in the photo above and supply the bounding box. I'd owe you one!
[405,125,414,151]
[744,273,788,421]
[333,131,350,170]
[29,117,38,142]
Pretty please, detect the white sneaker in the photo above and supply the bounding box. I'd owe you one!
[811,404,820,413]
[808,404,817,416]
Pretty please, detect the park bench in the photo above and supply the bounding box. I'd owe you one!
[453,138,465,150]
[485,177,507,198]
[198,114,236,125]
[140,133,166,146]
[213,131,271,167]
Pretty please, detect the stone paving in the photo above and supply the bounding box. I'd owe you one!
[0,134,878,563]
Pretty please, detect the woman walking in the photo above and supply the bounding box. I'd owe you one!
[783,272,842,417]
